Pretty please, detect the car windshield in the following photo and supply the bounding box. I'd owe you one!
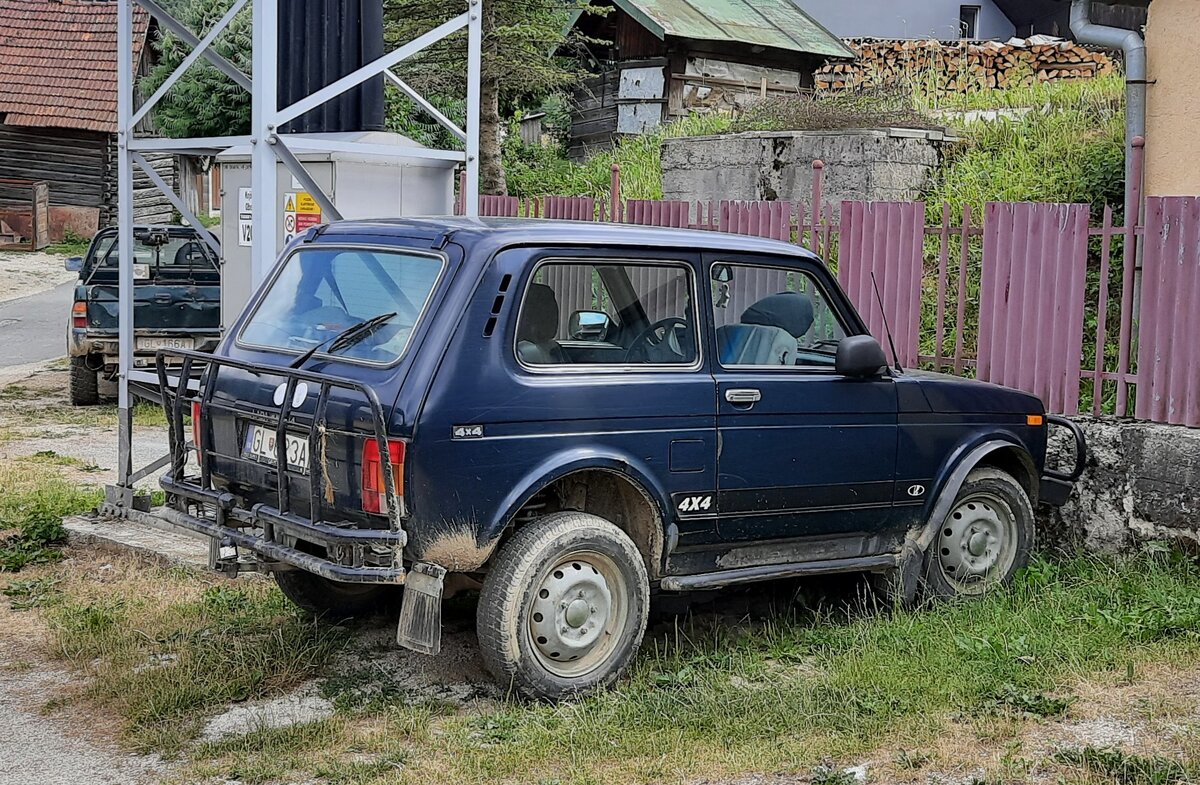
[239,247,444,365]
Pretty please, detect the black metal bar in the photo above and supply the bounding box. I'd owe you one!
[275,376,297,514]
[1044,415,1088,483]
[308,382,331,526]
[128,452,173,484]
[198,362,220,491]
[154,505,404,584]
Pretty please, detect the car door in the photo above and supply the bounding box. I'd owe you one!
[705,253,899,543]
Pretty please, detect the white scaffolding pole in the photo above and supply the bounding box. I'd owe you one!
[109,0,481,512]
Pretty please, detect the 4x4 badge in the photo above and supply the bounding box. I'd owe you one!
[678,495,713,513]
[452,425,484,439]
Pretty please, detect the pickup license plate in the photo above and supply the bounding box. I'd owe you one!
[242,424,309,474]
[137,336,194,351]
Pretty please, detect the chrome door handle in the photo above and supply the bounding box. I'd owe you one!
[725,388,761,404]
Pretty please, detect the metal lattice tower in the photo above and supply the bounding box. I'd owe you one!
[109,0,481,510]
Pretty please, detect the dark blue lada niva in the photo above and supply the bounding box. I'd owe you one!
[156,218,1085,700]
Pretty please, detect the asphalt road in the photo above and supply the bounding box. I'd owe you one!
[0,282,72,369]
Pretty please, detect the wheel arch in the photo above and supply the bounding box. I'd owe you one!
[916,434,1037,554]
[479,450,670,579]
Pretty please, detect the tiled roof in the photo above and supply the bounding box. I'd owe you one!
[0,1,149,134]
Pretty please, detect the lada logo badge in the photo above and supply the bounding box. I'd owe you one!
[907,484,926,497]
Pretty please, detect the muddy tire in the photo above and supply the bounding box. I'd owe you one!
[476,511,649,701]
[273,569,396,619]
[922,467,1034,599]
[69,356,100,407]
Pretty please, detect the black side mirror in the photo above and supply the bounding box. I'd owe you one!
[835,335,888,378]
[64,256,83,272]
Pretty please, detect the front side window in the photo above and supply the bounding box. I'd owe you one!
[516,261,697,367]
[712,263,848,369]
[240,247,443,365]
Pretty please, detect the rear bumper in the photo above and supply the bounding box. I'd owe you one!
[161,473,406,584]
[1039,415,1087,507]
[69,329,221,363]
[156,349,407,584]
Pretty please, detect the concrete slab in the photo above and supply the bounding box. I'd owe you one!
[63,513,209,570]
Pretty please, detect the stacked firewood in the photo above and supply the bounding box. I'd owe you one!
[815,37,1117,93]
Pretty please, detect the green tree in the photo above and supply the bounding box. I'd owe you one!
[142,0,251,138]
[384,0,595,194]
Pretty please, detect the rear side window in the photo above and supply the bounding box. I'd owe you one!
[239,247,444,365]
[515,260,698,367]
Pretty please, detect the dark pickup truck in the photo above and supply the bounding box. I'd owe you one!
[66,225,220,405]
[156,218,1085,700]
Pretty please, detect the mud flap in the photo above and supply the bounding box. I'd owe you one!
[397,562,447,655]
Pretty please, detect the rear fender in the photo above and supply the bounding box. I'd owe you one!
[478,447,671,551]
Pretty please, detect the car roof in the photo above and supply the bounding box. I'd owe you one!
[314,217,825,262]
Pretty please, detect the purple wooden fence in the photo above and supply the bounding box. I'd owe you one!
[978,202,1090,415]
[1136,197,1200,427]
[836,201,924,368]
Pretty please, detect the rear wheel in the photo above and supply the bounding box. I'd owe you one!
[68,356,100,406]
[477,512,649,701]
[273,569,396,619]
[922,467,1034,599]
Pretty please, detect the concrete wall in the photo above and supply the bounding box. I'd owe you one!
[1144,0,1200,197]
[1043,419,1200,554]
[795,0,1016,40]
[661,129,956,211]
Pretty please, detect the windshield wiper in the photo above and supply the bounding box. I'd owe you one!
[289,311,397,369]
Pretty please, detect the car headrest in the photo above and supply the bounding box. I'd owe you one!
[741,292,815,339]
[518,283,560,343]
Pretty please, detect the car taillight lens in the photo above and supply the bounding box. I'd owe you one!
[191,400,202,459]
[72,301,87,328]
[361,438,405,515]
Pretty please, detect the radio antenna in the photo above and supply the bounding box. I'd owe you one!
[870,272,903,373]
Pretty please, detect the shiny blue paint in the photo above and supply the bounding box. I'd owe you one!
[194,218,1067,580]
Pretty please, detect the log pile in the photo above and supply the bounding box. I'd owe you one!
[815,37,1116,93]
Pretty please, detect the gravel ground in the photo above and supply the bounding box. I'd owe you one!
[0,654,165,785]
[0,249,75,304]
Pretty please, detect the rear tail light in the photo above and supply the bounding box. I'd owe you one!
[72,301,87,329]
[362,438,405,515]
[191,400,203,459]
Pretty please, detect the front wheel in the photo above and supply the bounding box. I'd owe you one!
[922,467,1034,599]
[476,512,649,701]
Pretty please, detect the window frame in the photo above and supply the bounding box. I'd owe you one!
[234,243,448,369]
[959,4,981,38]
[512,256,704,374]
[707,258,854,374]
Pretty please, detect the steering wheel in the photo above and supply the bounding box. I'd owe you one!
[624,317,691,364]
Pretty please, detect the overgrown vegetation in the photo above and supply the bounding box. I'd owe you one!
[44,229,90,257]
[9,549,1199,783]
[732,87,939,134]
[40,569,343,754]
[0,464,102,571]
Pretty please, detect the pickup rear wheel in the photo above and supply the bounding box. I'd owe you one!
[476,512,649,701]
[923,467,1034,599]
[273,569,396,619]
[68,357,100,406]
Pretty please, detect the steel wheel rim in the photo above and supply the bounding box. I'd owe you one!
[527,550,627,678]
[936,491,1017,595]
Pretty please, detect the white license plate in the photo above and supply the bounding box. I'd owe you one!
[137,336,194,351]
[242,424,309,474]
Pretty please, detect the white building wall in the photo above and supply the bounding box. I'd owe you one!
[797,0,1016,40]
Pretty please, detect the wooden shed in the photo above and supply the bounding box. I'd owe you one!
[0,0,177,241]
[565,0,854,159]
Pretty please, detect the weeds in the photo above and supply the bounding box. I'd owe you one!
[981,683,1075,718]
[1054,747,1195,785]
[45,577,346,753]
[0,465,102,571]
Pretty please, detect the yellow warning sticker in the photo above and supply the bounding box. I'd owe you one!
[284,194,296,212]
[296,192,319,214]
